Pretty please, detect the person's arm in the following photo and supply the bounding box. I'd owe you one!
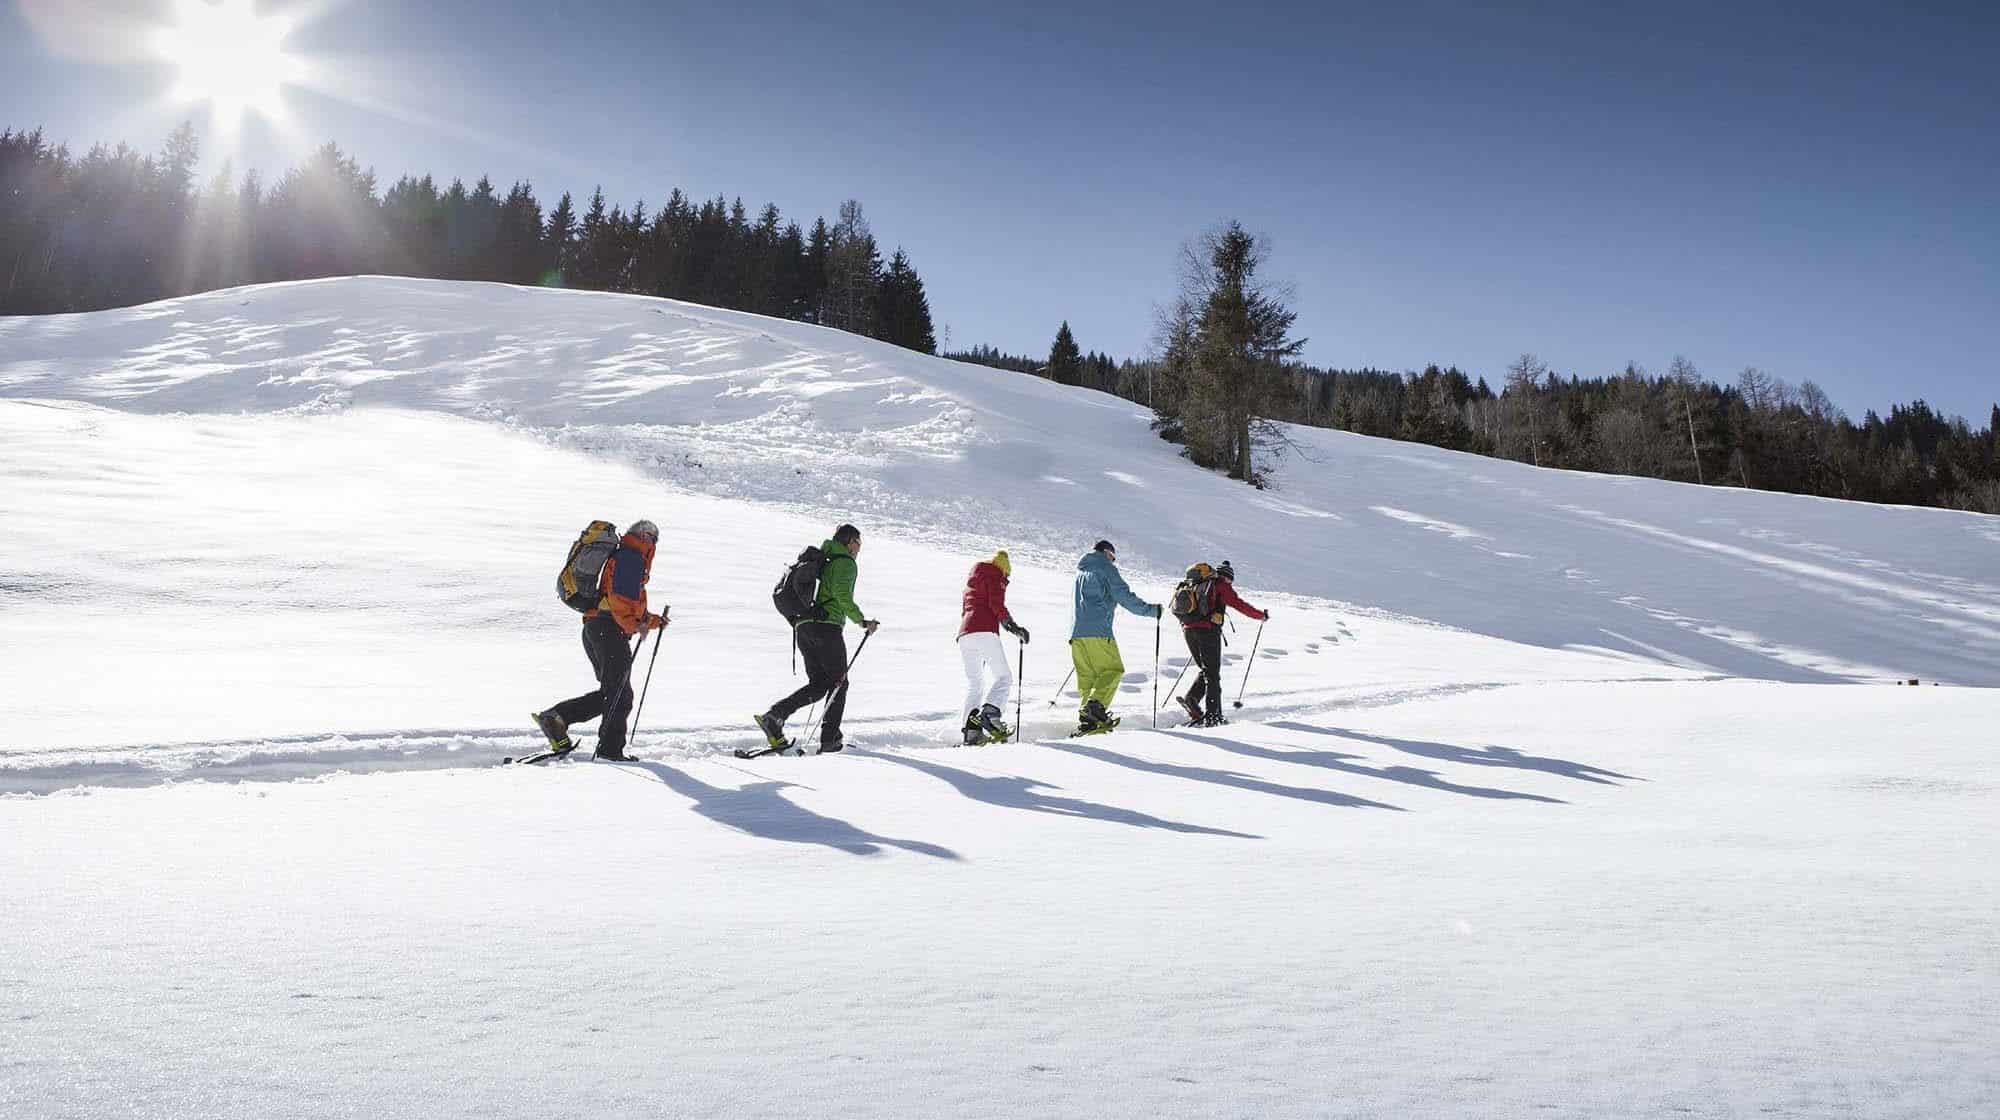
[1107,565,1157,618]
[989,569,1012,626]
[1216,580,1266,621]
[821,554,866,625]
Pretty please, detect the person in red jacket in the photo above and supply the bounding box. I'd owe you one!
[958,550,1029,744]
[1176,559,1267,727]
[534,520,668,760]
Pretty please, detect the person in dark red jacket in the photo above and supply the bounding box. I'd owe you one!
[1176,559,1267,727]
[957,550,1029,744]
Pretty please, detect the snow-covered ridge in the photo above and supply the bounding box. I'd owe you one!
[5,275,1996,693]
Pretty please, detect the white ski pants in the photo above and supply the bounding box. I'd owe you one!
[958,631,1013,718]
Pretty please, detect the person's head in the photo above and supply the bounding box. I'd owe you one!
[991,550,1011,577]
[627,519,659,543]
[1092,539,1116,563]
[1216,560,1235,582]
[834,523,862,555]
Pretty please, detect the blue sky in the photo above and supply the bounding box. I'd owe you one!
[5,0,1996,420]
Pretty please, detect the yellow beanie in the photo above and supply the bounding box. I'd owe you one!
[992,550,1011,577]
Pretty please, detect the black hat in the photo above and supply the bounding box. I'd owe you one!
[1217,560,1235,581]
[1092,539,1116,558]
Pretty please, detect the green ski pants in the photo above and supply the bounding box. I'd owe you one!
[1069,637,1125,716]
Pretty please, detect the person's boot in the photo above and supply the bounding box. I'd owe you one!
[962,710,985,747]
[977,704,1012,743]
[1177,694,1203,724]
[753,711,788,749]
[594,742,631,761]
[532,710,574,755]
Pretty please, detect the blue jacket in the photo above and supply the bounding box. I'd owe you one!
[1070,550,1157,640]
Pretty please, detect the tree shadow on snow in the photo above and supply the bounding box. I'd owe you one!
[1043,740,1405,812]
[1269,722,1640,785]
[610,761,960,860]
[1178,730,1566,804]
[868,751,1260,839]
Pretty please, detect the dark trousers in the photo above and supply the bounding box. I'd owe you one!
[1182,626,1224,716]
[769,623,849,745]
[552,614,636,752]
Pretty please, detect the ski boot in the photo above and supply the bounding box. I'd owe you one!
[962,710,985,747]
[531,710,574,755]
[976,703,1013,744]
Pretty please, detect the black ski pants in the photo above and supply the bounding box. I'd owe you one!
[769,622,849,745]
[551,614,636,752]
[1182,626,1225,717]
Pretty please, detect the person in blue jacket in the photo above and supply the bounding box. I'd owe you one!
[1068,539,1162,734]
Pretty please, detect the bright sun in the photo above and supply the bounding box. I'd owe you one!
[157,0,299,124]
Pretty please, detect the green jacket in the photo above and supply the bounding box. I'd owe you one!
[811,537,866,627]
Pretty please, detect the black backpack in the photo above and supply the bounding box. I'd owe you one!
[772,546,830,624]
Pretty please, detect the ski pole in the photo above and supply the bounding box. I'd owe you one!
[1014,639,1025,743]
[1158,658,1192,712]
[1152,613,1161,728]
[1048,666,1074,706]
[1233,618,1266,709]
[806,629,874,750]
[628,622,665,749]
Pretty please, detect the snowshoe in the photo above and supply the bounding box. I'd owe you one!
[976,704,1013,744]
[1196,714,1229,728]
[817,739,844,754]
[1070,716,1120,738]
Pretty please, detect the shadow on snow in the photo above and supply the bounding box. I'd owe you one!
[608,759,961,861]
[867,750,1261,839]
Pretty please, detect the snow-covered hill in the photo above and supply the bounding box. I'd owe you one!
[2,278,1995,1118]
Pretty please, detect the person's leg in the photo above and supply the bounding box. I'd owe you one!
[1074,637,1124,718]
[981,632,1014,713]
[584,617,635,753]
[958,634,986,724]
[769,626,835,721]
[1070,639,1094,723]
[1181,628,1210,713]
[1195,628,1224,717]
[812,628,850,745]
[551,622,611,726]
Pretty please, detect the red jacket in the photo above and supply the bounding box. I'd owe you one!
[1183,577,1265,630]
[957,561,1013,638]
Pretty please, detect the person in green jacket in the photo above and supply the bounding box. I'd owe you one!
[1069,539,1163,734]
[756,524,878,754]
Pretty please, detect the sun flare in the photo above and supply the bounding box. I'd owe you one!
[156,0,300,124]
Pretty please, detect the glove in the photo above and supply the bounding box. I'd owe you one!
[1003,619,1030,644]
[863,619,881,635]
[1154,604,1165,619]
[644,612,668,630]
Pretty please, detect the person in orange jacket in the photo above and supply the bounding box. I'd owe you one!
[535,520,667,760]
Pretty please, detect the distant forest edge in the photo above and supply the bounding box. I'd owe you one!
[0,125,939,352]
[5,124,1995,516]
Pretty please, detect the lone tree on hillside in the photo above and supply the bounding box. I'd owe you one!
[1153,221,1304,484]
[1047,321,1083,386]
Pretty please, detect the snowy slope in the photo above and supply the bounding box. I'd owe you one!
[5,275,1998,690]
[2,278,1997,1119]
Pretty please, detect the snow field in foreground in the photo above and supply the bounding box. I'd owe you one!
[4,683,1994,1119]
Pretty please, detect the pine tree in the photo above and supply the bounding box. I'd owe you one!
[822,200,880,333]
[1047,321,1083,386]
[542,191,576,283]
[1183,222,1303,482]
[871,248,937,353]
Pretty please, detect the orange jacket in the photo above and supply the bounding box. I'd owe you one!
[586,532,658,635]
